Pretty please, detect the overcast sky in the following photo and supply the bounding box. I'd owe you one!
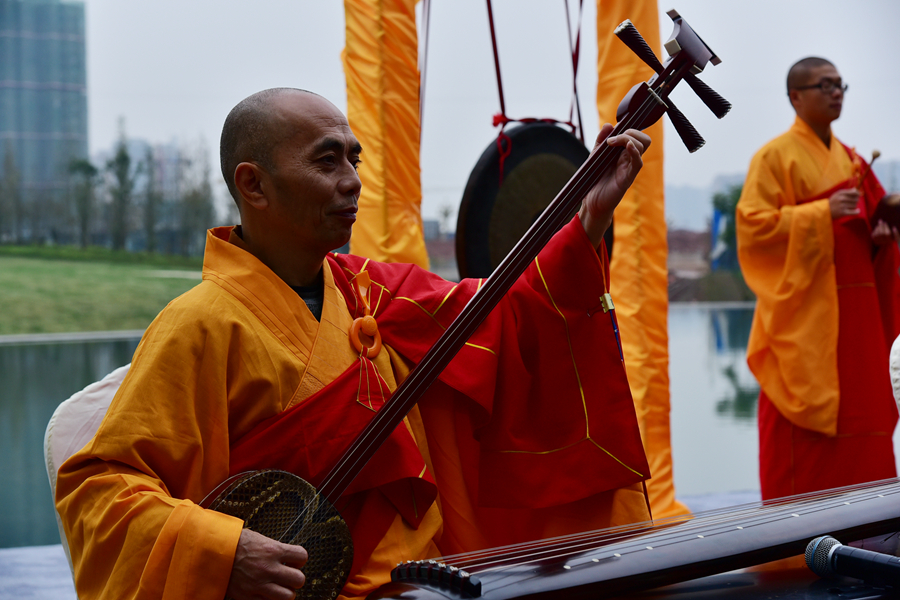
[80,0,900,222]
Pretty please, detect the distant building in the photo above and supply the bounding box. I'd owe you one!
[422,219,440,241]
[0,0,87,241]
[873,160,900,194]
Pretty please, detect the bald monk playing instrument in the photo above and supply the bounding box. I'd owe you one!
[55,88,654,600]
[737,57,900,501]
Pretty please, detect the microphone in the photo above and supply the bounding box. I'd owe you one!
[805,536,900,586]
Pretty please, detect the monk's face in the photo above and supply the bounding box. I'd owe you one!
[264,94,362,255]
[792,64,844,128]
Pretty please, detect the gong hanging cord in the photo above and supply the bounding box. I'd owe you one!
[563,0,586,145]
[485,0,583,183]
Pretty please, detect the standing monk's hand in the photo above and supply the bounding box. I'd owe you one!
[579,123,651,247]
[828,189,861,219]
[872,219,900,246]
[226,528,309,600]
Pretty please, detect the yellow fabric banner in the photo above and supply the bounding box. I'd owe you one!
[343,0,430,267]
[597,0,688,518]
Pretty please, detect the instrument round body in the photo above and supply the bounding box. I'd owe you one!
[207,470,354,600]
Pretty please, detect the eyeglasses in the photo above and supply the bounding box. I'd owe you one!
[794,79,849,94]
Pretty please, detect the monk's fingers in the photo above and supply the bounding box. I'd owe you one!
[279,543,309,569]
[269,563,306,593]
[254,580,304,600]
[606,128,650,155]
[592,123,615,151]
[228,563,305,600]
[832,193,859,216]
[227,530,308,600]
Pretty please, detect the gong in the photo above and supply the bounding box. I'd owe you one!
[456,122,613,279]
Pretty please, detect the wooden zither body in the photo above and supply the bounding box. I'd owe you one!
[369,479,900,600]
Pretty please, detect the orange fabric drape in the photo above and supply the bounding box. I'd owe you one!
[343,0,430,267]
[597,0,688,518]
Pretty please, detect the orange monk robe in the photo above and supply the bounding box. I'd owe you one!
[736,116,899,499]
[56,218,650,600]
[55,227,440,600]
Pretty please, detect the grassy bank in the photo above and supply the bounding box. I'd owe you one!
[0,254,201,335]
[0,244,202,268]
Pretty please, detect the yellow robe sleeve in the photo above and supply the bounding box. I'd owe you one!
[736,139,840,435]
[55,289,256,600]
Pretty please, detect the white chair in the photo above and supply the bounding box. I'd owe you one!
[891,335,900,411]
[43,364,130,577]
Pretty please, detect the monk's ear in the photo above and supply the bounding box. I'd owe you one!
[788,89,801,110]
[234,162,268,210]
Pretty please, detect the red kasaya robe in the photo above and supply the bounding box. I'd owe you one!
[56,217,650,600]
[737,116,900,500]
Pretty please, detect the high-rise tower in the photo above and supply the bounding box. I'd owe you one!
[0,0,86,242]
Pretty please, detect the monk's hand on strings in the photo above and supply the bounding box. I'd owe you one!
[226,528,308,600]
[828,189,861,219]
[579,123,651,247]
[872,219,900,246]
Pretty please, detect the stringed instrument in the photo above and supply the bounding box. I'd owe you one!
[373,478,900,600]
[207,9,731,600]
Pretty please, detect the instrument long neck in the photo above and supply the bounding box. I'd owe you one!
[318,126,633,504]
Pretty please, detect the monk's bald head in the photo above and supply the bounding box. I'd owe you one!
[787,57,835,94]
[220,88,320,205]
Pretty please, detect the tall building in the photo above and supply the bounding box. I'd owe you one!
[0,0,86,242]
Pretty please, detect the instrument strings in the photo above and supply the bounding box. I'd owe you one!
[275,80,666,545]
[433,478,900,574]
[318,87,661,495]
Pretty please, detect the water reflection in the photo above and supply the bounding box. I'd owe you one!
[669,305,759,496]
[715,365,760,421]
[1,306,765,548]
[710,305,754,352]
[0,338,139,549]
[708,307,760,423]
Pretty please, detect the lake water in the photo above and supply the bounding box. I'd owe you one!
[2,304,890,549]
[1,338,140,549]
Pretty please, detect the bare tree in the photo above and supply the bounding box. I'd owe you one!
[143,147,163,253]
[438,204,454,239]
[106,122,139,251]
[69,158,98,248]
[177,140,215,256]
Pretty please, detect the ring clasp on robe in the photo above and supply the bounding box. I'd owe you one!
[350,315,382,358]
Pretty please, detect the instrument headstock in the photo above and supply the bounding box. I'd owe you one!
[613,9,731,153]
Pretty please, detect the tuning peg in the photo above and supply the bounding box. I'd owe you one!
[614,20,663,73]
[667,99,705,153]
[684,73,731,119]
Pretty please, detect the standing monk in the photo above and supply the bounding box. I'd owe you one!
[737,57,900,500]
[55,88,654,600]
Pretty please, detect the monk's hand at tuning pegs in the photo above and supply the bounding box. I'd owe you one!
[872,219,900,246]
[828,189,861,220]
[226,528,309,600]
[579,123,651,247]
